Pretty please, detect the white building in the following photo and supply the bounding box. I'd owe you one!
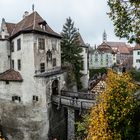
[78,33,89,89]
[133,44,140,69]
[0,11,65,140]
[89,42,117,69]
[89,31,133,70]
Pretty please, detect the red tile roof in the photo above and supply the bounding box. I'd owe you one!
[78,33,87,48]
[106,41,130,54]
[98,42,114,53]
[5,23,16,35]
[5,11,61,38]
[0,69,23,82]
[134,44,140,50]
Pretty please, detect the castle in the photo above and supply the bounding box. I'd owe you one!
[0,10,89,140]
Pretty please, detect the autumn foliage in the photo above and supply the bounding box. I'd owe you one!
[87,70,138,140]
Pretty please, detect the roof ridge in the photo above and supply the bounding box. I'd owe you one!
[33,11,36,30]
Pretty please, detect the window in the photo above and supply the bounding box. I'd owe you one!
[18,59,21,70]
[12,96,21,102]
[38,38,45,50]
[51,39,57,50]
[46,49,52,62]
[33,95,39,101]
[95,53,98,57]
[40,24,46,30]
[6,81,9,84]
[11,42,14,52]
[138,51,140,55]
[136,59,140,63]
[17,38,21,50]
[53,58,56,67]
[11,60,14,69]
[101,54,103,58]
[40,63,45,73]
[95,58,98,62]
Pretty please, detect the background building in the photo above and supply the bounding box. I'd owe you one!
[133,44,140,69]
[89,31,133,70]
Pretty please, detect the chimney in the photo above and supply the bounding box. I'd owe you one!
[23,11,29,19]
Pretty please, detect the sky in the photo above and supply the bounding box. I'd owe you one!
[0,0,127,47]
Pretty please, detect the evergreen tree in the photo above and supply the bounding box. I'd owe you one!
[61,17,83,90]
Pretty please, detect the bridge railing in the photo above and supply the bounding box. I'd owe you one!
[52,95,95,110]
[61,90,95,100]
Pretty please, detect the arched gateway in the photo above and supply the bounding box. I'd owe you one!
[52,79,59,95]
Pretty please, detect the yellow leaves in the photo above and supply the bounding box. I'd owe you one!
[86,69,138,139]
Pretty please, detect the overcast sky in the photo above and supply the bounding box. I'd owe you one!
[0,0,127,47]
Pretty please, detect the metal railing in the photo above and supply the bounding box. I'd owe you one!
[60,90,95,100]
[51,95,95,110]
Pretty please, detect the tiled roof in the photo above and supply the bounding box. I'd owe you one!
[78,33,87,48]
[106,41,130,54]
[97,42,114,53]
[5,22,16,35]
[0,69,23,82]
[5,11,61,38]
[134,44,140,50]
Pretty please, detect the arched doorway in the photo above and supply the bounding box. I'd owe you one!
[52,79,59,95]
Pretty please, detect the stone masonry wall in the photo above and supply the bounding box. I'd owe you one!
[0,99,49,140]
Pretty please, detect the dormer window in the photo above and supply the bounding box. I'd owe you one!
[39,20,47,31]
[38,38,45,50]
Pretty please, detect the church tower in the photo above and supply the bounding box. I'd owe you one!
[103,30,107,42]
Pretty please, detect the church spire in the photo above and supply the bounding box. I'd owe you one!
[32,4,35,12]
[103,30,107,42]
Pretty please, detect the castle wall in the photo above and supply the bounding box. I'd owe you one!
[0,99,49,140]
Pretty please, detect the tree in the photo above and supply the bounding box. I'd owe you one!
[61,17,83,90]
[129,68,140,82]
[86,70,138,139]
[107,0,140,43]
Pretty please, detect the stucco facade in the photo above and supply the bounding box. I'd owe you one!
[133,44,140,69]
[89,43,117,69]
[0,11,65,140]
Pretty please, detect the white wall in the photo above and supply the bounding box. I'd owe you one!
[80,47,89,89]
[133,50,140,69]
[0,33,63,105]
[89,50,115,69]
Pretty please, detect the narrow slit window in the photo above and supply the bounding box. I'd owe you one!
[40,63,45,73]
[18,59,21,70]
[17,38,21,50]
